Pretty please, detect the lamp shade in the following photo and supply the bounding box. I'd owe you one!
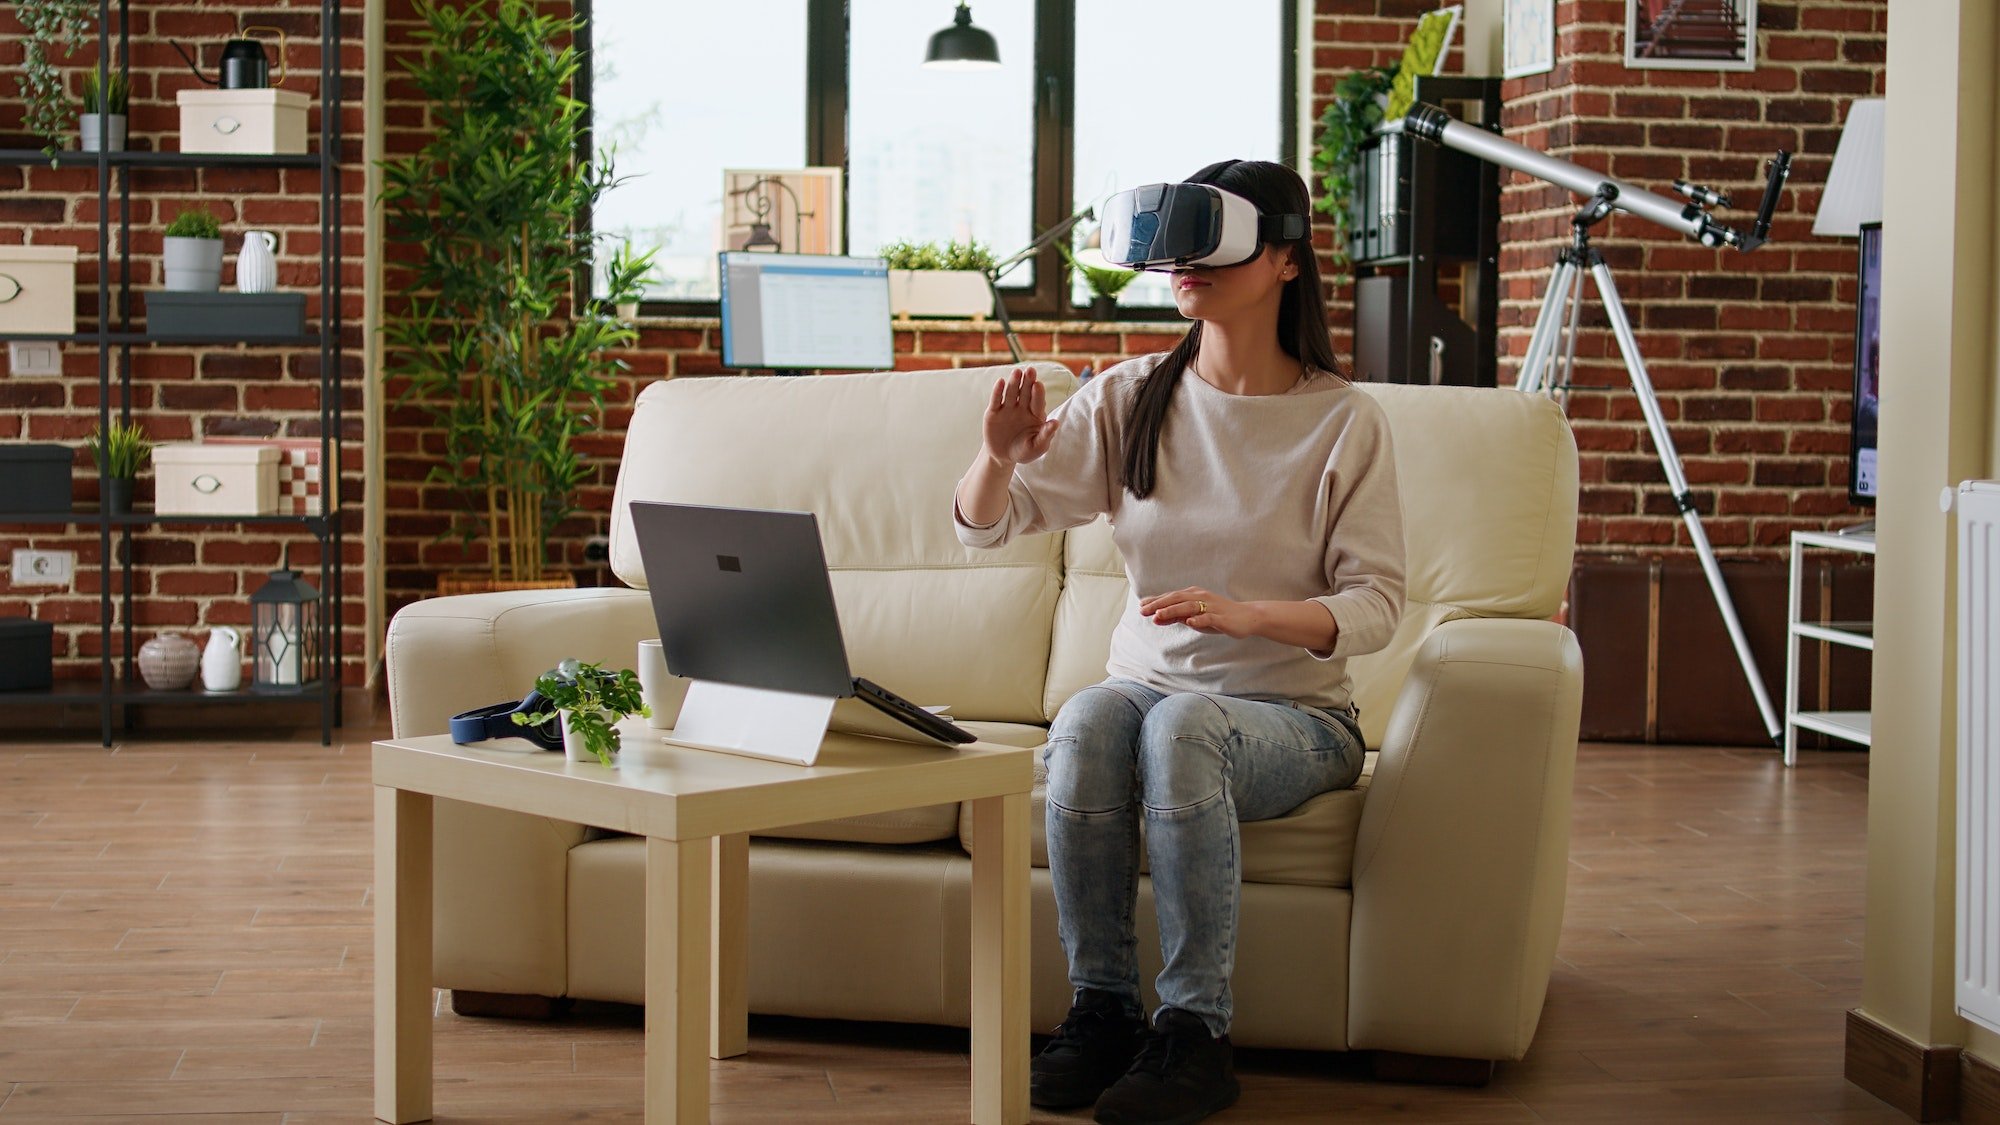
[924,3,1000,70]
[1813,98,1884,237]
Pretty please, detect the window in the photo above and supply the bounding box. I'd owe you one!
[585,1,1296,316]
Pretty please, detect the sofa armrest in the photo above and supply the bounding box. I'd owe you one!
[384,586,655,998]
[1346,617,1582,1062]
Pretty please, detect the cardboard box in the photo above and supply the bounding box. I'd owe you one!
[0,246,79,337]
[153,443,279,516]
[0,617,54,692]
[0,444,74,513]
[177,88,309,155]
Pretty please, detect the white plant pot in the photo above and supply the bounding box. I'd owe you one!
[163,236,224,292]
[889,269,993,319]
[80,113,126,153]
[561,710,616,764]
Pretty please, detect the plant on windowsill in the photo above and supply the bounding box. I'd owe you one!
[79,67,127,153]
[880,239,997,320]
[513,658,651,766]
[87,419,152,516]
[1063,246,1137,322]
[379,0,653,592]
[17,0,93,160]
[162,208,224,292]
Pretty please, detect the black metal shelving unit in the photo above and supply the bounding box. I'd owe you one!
[0,0,344,745]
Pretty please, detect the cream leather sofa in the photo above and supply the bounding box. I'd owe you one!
[386,361,1583,1070]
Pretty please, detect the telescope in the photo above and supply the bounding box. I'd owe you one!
[1403,103,1790,250]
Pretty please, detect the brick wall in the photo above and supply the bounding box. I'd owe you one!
[0,1,368,685]
[2,0,1886,687]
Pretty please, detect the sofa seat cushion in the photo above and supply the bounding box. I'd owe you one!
[753,720,1051,845]
[956,750,1377,889]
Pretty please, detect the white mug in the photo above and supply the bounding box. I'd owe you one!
[235,230,277,294]
[636,639,689,729]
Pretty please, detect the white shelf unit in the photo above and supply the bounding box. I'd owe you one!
[1784,528,1876,766]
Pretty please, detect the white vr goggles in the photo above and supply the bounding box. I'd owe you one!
[1098,182,1308,271]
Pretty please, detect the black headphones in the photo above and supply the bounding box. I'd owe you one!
[450,687,563,753]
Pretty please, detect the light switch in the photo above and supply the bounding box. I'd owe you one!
[7,341,61,378]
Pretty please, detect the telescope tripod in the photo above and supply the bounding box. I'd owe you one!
[1519,191,1783,743]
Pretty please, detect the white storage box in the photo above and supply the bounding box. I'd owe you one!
[153,443,279,516]
[177,89,309,156]
[0,246,79,337]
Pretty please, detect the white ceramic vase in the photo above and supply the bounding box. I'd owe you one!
[235,231,277,294]
[561,710,616,764]
[201,626,243,692]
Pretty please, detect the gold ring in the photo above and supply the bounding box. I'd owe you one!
[1198,601,1208,613]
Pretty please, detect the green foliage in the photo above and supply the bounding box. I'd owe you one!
[513,658,650,766]
[17,0,94,159]
[1385,8,1457,122]
[378,0,654,583]
[1309,65,1396,283]
[879,239,995,272]
[164,208,221,240]
[82,68,128,115]
[87,420,152,480]
[1062,247,1137,301]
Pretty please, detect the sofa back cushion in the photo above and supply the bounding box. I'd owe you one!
[610,363,1080,725]
[1044,382,1578,740]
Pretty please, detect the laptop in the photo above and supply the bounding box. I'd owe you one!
[628,501,978,754]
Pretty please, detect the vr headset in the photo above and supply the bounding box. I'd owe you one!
[1098,182,1308,271]
[449,683,563,753]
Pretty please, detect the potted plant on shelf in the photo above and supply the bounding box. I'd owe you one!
[80,68,127,153]
[162,208,224,292]
[1064,247,1138,321]
[379,0,652,592]
[87,419,152,516]
[17,0,93,159]
[882,239,996,320]
[513,658,650,766]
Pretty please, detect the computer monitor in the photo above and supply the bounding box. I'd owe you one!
[718,252,894,372]
[1848,222,1882,506]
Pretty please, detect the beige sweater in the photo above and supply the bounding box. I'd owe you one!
[953,352,1406,712]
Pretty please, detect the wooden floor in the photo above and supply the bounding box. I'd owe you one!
[0,723,1910,1123]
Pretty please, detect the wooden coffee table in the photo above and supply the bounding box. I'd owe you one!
[372,725,1034,1124]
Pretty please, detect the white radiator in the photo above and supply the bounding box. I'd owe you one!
[1958,480,2000,1035]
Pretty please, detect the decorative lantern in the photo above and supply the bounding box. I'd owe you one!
[250,558,320,689]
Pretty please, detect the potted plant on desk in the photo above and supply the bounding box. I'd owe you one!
[88,420,151,516]
[515,658,650,766]
[80,68,127,153]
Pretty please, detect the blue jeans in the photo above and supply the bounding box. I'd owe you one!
[1044,677,1366,1038]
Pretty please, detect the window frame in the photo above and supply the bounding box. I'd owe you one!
[576,0,1299,322]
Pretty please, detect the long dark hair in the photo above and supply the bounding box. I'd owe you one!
[1120,159,1344,500]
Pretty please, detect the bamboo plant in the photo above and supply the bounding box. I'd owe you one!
[378,0,652,584]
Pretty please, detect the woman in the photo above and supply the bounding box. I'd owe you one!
[952,159,1405,1125]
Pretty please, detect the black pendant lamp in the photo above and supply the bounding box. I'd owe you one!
[924,2,1001,70]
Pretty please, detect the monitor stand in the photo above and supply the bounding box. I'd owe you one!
[659,680,835,765]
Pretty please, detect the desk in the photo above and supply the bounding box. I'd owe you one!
[372,725,1034,1123]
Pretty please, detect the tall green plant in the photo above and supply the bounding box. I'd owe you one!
[379,0,652,583]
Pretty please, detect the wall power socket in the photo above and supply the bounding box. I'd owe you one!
[9,549,75,587]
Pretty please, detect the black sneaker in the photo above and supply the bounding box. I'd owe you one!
[1030,988,1146,1109]
[1092,1007,1240,1125]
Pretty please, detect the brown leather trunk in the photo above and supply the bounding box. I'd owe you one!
[1568,556,1872,747]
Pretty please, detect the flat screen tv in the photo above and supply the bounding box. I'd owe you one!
[718,252,894,372]
[1848,221,1881,506]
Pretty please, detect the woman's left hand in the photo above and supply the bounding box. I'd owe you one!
[1139,588,1257,638]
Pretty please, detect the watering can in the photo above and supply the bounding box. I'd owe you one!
[171,27,288,90]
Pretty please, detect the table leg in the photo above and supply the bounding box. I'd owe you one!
[373,786,433,1124]
[969,791,1030,1125]
[647,835,712,1123]
[711,832,749,1059]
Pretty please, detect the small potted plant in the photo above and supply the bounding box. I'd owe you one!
[513,658,651,765]
[162,207,224,292]
[1065,247,1138,321]
[882,238,996,319]
[87,419,151,515]
[80,68,127,153]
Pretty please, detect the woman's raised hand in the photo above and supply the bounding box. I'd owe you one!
[983,366,1060,466]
